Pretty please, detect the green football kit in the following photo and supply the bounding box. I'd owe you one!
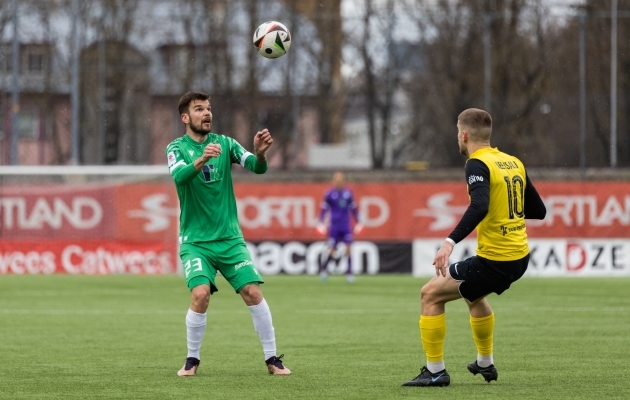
[166,133,267,293]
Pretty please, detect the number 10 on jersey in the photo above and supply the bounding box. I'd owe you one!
[504,176,524,219]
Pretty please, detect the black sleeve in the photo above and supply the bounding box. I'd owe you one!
[524,172,546,220]
[447,159,490,244]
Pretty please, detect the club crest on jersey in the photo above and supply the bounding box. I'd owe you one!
[167,151,176,166]
[188,150,194,156]
[201,164,221,183]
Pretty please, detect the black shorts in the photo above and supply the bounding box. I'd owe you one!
[448,254,530,302]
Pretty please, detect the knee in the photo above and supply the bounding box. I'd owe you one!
[190,285,210,310]
[420,282,436,303]
[240,284,263,305]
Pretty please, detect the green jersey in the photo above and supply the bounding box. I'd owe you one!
[165,133,267,244]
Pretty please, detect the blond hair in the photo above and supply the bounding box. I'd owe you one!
[458,108,492,142]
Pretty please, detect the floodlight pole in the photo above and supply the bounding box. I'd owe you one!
[97,28,106,164]
[9,0,19,165]
[610,0,617,167]
[289,0,300,168]
[483,13,492,113]
[70,0,81,165]
[579,11,586,178]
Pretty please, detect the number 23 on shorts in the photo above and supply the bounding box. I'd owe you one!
[183,258,203,278]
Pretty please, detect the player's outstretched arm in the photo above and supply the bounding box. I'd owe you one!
[316,197,329,236]
[432,240,454,277]
[447,160,490,243]
[349,193,363,234]
[254,129,273,158]
[433,160,490,275]
[524,173,546,220]
[245,128,272,174]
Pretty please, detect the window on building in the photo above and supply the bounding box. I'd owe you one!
[170,48,189,72]
[18,110,39,139]
[0,52,12,72]
[195,47,213,73]
[27,51,45,74]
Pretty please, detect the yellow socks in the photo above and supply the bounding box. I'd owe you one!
[470,313,495,367]
[420,314,446,372]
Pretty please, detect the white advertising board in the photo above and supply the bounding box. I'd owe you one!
[412,239,630,277]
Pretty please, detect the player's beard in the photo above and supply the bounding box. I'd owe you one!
[189,120,212,136]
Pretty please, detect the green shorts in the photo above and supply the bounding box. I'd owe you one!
[179,238,264,294]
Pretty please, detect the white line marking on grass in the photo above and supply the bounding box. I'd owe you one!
[2,306,628,316]
[302,309,418,314]
[496,306,630,312]
[0,309,184,315]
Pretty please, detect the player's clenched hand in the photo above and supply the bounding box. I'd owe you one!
[254,129,273,156]
[202,143,222,161]
[432,240,454,277]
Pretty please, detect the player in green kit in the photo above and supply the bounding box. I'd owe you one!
[166,92,291,377]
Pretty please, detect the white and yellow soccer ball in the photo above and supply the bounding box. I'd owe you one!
[253,21,291,59]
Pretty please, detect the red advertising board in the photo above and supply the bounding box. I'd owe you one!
[1,181,628,243]
[1,179,628,274]
[0,240,178,275]
[233,181,630,240]
[0,182,115,239]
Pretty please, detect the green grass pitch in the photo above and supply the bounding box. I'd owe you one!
[1,274,629,399]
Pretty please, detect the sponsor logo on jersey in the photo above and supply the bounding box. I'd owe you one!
[500,223,526,236]
[468,175,484,185]
[167,152,176,166]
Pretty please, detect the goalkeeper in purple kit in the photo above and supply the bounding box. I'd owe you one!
[316,172,363,283]
[166,91,290,377]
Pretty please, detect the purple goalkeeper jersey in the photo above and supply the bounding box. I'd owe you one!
[318,188,359,232]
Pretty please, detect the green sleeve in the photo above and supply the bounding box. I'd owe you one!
[227,136,268,174]
[166,141,199,185]
[244,155,268,174]
[172,163,199,185]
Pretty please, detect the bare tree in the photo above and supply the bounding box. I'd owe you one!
[579,0,630,167]
[79,0,151,165]
[348,0,401,169]
[243,0,261,148]
[280,0,344,145]
[24,0,69,164]
[0,0,18,164]
[398,0,549,168]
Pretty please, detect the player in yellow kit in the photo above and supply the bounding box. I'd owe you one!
[402,108,547,387]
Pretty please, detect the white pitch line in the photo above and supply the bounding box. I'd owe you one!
[1,306,629,315]
[0,309,184,315]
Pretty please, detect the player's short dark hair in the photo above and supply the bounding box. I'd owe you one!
[458,108,492,141]
[178,91,210,116]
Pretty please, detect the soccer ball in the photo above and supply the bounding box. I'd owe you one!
[253,21,291,59]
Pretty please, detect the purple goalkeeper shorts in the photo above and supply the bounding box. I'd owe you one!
[327,226,353,248]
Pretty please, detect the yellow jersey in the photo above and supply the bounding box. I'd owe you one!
[469,147,529,261]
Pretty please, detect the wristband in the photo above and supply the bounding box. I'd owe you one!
[445,238,456,246]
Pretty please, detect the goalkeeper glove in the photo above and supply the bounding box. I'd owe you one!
[316,223,327,236]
